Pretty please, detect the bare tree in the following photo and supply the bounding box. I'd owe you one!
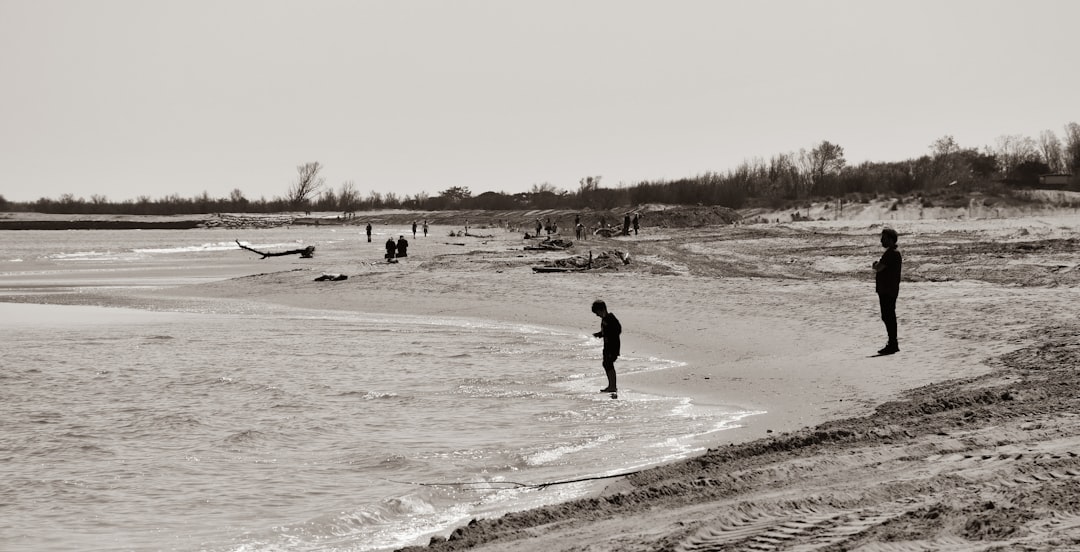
[338,180,360,211]
[793,141,845,196]
[287,162,326,207]
[930,135,960,158]
[578,176,602,193]
[1038,130,1066,173]
[767,152,800,198]
[366,190,383,209]
[530,182,559,194]
[809,140,846,181]
[991,135,1040,175]
[1063,122,1080,174]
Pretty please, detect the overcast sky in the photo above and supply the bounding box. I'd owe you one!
[1,0,1077,203]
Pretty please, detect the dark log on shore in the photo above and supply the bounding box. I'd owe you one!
[236,240,315,259]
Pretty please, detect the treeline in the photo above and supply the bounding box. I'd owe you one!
[4,122,1078,216]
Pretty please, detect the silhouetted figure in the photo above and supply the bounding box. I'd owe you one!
[632,214,639,235]
[423,220,429,237]
[385,238,396,261]
[366,223,372,242]
[872,228,902,355]
[591,299,622,393]
[396,235,409,258]
[412,221,417,238]
[622,214,631,236]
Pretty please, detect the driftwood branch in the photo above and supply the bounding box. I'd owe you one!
[524,238,574,251]
[236,240,315,259]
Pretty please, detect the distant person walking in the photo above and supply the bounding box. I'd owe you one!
[423,220,429,237]
[872,228,902,355]
[396,235,409,258]
[412,221,417,238]
[591,299,622,393]
[366,223,372,243]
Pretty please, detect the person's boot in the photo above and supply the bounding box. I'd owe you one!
[877,342,899,355]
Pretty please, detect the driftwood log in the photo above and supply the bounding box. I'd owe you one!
[531,249,631,273]
[236,240,315,259]
[524,238,574,251]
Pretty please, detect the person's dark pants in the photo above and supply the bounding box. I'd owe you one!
[603,353,618,390]
[878,292,898,346]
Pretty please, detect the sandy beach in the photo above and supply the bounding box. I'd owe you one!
[9,208,1080,550]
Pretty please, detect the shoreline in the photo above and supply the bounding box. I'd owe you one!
[6,214,1080,549]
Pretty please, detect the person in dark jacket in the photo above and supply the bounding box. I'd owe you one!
[384,237,396,261]
[591,299,622,393]
[872,228,902,355]
[396,235,409,258]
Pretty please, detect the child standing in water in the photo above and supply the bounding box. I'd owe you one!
[591,300,622,393]
[872,228,902,355]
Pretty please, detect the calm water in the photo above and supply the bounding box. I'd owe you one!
[0,228,758,551]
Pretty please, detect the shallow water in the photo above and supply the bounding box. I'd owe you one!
[0,229,757,551]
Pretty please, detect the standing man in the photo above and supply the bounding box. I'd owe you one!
[423,220,429,237]
[366,223,372,243]
[872,228,902,355]
[412,221,418,238]
[591,299,622,393]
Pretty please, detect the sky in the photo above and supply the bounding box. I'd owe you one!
[1,0,1077,203]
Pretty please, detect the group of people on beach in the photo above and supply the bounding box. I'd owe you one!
[363,221,430,262]
[385,236,408,261]
[362,218,903,391]
[592,227,902,394]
